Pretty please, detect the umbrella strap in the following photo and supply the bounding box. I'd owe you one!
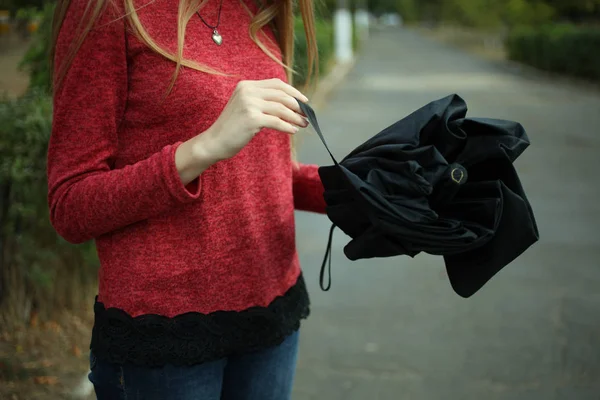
[297,100,339,166]
[320,224,336,291]
[296,100,338,291]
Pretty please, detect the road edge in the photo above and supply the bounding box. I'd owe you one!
[487,56,600,94]
[413,26,600,95]
[309,58,357,111]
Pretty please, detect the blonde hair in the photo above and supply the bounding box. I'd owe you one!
[50,0,318,92]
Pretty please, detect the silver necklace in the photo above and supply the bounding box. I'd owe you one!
[196,0,224,46]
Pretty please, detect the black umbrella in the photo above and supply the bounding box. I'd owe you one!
[298,94,539,298]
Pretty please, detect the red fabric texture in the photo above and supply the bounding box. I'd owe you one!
[48,0,326,318]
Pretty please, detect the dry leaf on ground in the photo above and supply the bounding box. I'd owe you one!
[33,376,59,385]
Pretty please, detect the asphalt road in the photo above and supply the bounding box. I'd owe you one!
[292,28,600,400]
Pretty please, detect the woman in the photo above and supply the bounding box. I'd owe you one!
[47,0,326,398]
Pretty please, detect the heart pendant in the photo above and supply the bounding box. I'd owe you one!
[212,30,222,46]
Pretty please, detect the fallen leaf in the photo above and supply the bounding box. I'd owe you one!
[21,359,54,369]
[22,361,39,369]
[41,359,54,368]
[29,311,39,328]
[73,345,82,357]
[44,321,61,333]
[34,376,59,385]
[15,345,23,353]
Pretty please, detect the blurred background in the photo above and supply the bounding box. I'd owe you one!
[1,0,599,399]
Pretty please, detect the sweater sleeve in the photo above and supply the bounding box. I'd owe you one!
[292,163,327,214]
[47,0,201,244]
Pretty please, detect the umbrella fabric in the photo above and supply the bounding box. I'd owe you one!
[299,94,539,298]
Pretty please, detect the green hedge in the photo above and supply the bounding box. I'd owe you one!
[0,90,99,327]
[293,16,334,88]
[18,2,55,93]
[506,24,600,81]
[1,3,97,327]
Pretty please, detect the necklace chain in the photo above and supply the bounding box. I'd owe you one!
[196,0,224,31]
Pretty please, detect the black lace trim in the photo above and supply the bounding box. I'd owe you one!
[90,274,310,367]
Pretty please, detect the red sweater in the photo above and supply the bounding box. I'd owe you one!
[48,0,325,339]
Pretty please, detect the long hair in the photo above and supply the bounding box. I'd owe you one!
[50,0,318,93]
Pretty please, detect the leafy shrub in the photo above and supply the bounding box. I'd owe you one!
[293,16,335,88]
[0,90,54,291]
[0,90,99,327]
[18,2,55,93]
[506,24,600,81]
[2,0,102,329]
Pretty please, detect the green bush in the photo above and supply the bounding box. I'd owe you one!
[18,2,55,93]
[506,24,600,81]
[293,16,334,88]
[1,0,101,327]
[0,90,99,327]
[0,90,55,292]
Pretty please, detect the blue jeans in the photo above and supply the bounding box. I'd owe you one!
[89,330,299,400]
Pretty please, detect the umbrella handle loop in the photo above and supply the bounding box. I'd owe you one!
[297,100,337,291]
[297,100,339,166]
[320,224,336,291]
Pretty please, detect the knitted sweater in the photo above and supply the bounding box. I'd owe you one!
[48,0,326,366]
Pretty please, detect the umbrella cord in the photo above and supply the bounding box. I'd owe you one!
[320,224,336,291]
[296,100,338,291]
[297,99,339,165]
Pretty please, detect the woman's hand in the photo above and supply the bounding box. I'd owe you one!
[204,78,309,161]
[175,79,309,185]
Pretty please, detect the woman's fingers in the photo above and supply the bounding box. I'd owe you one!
[255,78,309,103]
[260,100,308,128]
[260,89,303,114]
[259,114,299,135]
[237,79,310,135]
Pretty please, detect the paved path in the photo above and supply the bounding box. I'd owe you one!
[292,27,600,400]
